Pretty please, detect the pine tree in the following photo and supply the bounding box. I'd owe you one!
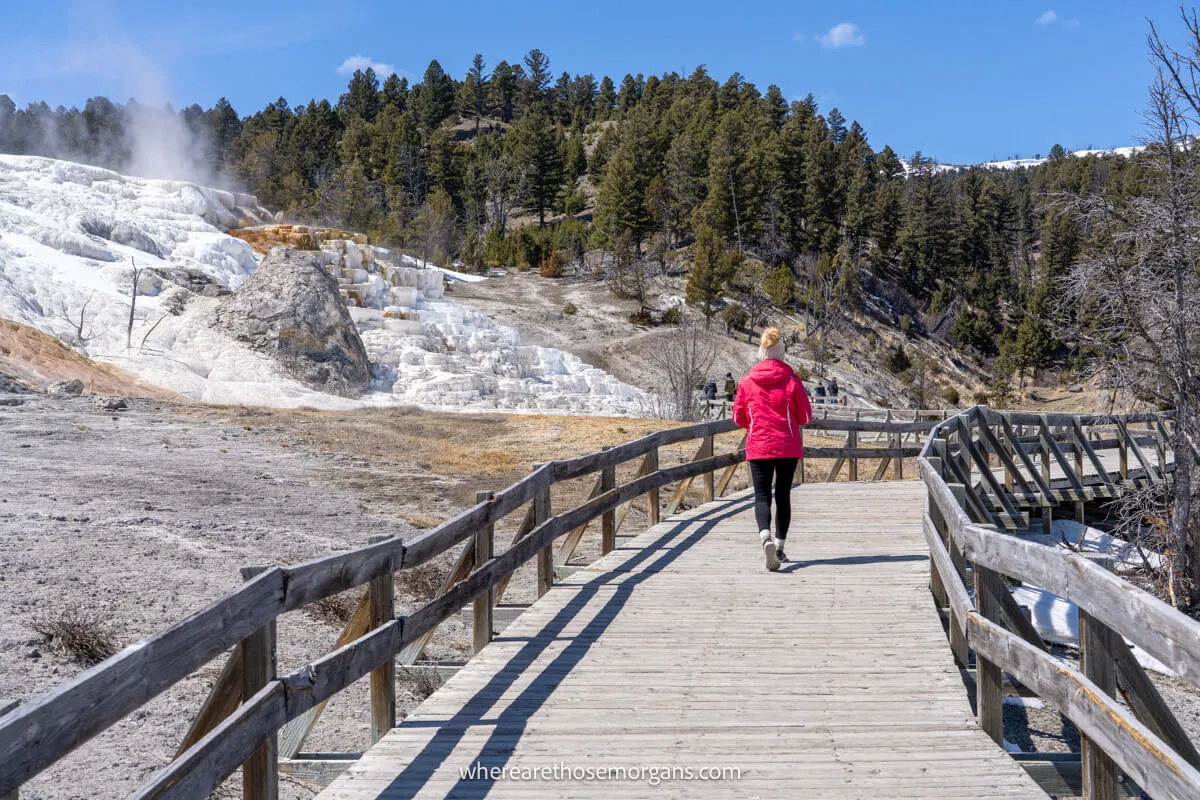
[563,128,587,181]
[764,85,788,132]
[411,60,456,129]
[617,74,641,114]
[520,49,552,116]
[685,224,735,327]
[338,68,381,124]
[467,54,489,129]
[596,76,617,120]
[381,74,408,114]
[826,108,847,144]
[511,109,564,226]
[594,148,643,244]
[764,264,795,307]
[490,61,517,122]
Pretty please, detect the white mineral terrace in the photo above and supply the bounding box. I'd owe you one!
[0,155,648,414]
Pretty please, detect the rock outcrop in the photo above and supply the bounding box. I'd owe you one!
[214,247,371,397]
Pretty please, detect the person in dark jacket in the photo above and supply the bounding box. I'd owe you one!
[732,327,813,571]
[723,373,736,402]
[704,377,717,402]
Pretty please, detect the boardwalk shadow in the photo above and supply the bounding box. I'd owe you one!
[779,553,926,572]
[381,496,753,798]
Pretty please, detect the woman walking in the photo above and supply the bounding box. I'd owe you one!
[732,327,813,571]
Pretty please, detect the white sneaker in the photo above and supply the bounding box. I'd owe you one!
[760,529,780,572]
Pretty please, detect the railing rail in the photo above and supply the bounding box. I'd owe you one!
[0,413,936,800]
[918,405,1200,799]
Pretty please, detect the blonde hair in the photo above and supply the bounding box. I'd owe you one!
[759,327,785,361]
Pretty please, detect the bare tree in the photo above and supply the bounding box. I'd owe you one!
[647,323,717,421]
[54,291,101,347]
[125,257,143,350]
[1059,13,1200,606]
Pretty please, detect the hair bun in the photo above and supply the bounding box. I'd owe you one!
[761,327,781,348]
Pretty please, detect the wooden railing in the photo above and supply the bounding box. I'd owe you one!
[919,406,1200,799]
[0,413,936,800]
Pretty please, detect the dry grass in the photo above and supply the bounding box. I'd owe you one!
[28,606,121,666]
[401,513,444,529]
[304,589,364,627]
[399,666,444,703]
[179,405,678,489]
[399,554,452,602]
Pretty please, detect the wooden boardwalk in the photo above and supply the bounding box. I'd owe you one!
[319,481,1045,799]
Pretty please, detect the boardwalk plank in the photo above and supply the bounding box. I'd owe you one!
[318,482,1045,799]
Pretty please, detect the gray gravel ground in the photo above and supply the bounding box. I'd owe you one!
[0,393,449,800]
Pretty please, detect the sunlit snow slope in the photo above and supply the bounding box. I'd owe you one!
[0,155,648,414]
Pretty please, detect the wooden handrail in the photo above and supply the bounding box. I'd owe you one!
[919,407,1200,798]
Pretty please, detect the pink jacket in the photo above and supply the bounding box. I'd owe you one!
[732,359,813,460]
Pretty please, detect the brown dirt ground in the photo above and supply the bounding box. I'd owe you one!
[0,320,172,399]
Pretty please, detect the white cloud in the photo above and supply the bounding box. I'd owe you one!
[1036,10,1078,26]
[336,55,396,78]
[816,23,866,49]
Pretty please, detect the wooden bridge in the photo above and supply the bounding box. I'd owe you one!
[2,408,1200,799]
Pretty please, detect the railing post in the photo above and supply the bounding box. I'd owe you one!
[0,702,16,800]
[926,456,948,610]
[646,446,660,526]
[1118,424,1129,482]
[701,434,715,502]
[972,561,1004,747]
[535,466,553,597]
[367,536,396,745]
[1041,434,1053,535]
[601,447,616,554]
[1080,599,1120,800]
[472,492,495,655]
[945,482,971,668]
[1074,428,1086,524]
[893,430,903,480]
[999,424,1013,492]
[848,428,858,482]
[1154,418,1167,477]
[240,566,278,800]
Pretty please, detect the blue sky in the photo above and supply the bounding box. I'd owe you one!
[0,0,1192,164]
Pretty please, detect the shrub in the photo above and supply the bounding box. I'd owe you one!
[793,363,810,381]
[399,666,444,702]
[972,390,990,405]
[929,286,951,316]
[306,589,364,627]
[899,314,913,337]
[941,386,961,406]
[884,344,912,374]
[562,301,578,315]
[660,305,681,325]
[628,308,654,326]
[866,331,879,350]
[28,607,120,666]
[539,250,567,278]
[722,302,748,333]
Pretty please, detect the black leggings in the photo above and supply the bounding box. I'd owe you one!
[748,458,799,539]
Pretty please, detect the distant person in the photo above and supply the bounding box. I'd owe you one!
[814,384,826,404]
[704,377,717,402]
[733,327,813,572]
[723,372,737,402]
[828,377,839,404]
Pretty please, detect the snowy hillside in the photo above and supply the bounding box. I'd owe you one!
[0,155,648,415]
[901,145,1143,175]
